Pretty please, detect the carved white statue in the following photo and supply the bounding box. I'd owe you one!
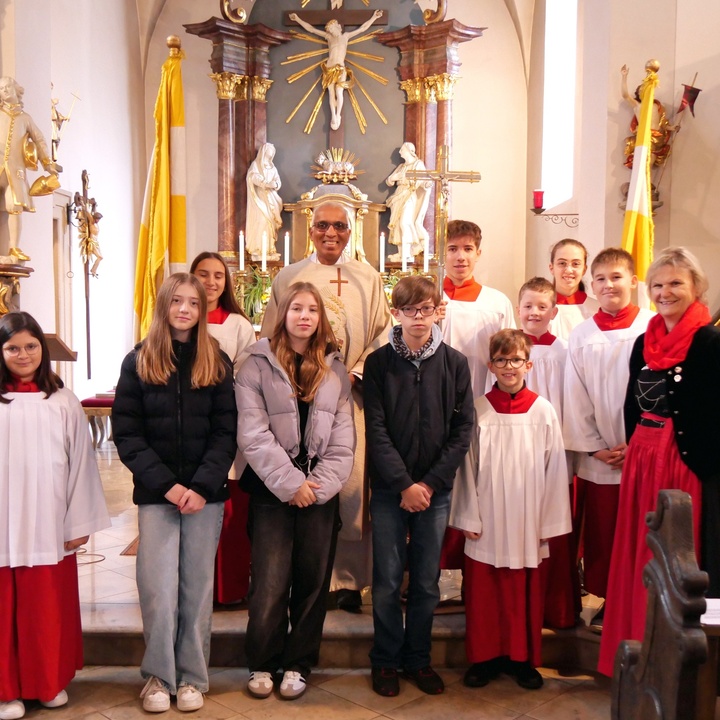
[245,142,283,261]
[385,142,432,261]
[0,77,59,262]
[289,10,383,130]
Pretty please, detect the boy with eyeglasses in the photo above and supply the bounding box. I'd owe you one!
[450,329,570,691]
[260,201,392,613]
[518,277,580,631]
[363,275,473,697]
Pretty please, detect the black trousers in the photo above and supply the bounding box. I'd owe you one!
[245,492,340,674]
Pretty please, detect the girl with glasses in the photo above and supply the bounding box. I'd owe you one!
[0,311,110,720]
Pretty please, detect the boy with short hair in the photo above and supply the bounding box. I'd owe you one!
[442,220,515,399]
[451,329,571,690]
[563,248,654,615]
[518,277,579,629]
[364,275,474,698]
[440,220,515,570]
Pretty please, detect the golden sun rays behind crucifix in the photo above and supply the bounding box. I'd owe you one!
[284,9,388,134]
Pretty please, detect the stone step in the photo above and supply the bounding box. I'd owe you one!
[82,603,600,672]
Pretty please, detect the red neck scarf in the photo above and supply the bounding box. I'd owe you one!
[557,290,587,306]
[207,306,230,325]
[524,331,556,346]
[643,300,711,370]
[486,383,538,414]
[593,303,640,331]
[443,276,482,302]
[4,375,39,393]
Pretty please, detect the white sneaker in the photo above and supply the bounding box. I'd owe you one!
[140,676,171,713]
[279,670,307,700]
[247,671,274,698]
[40,689,68,708]
[0,699,25,720]
[176,684,204,712]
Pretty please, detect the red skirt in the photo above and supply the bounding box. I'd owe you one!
[598,415,702,676]
[214,480,251,604]
[0,554,83,701]
[464,557,544,667]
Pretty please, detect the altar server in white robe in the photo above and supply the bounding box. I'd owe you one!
[450,329,570,691]
[547,239,600,342]
[0,311,110,720]
[517,277,580,629]
[563,248,653,607]
[440,220,515,399]
[261,201,392,610]
[438,219,515,569]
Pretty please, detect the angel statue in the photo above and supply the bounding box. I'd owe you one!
[386,142,432,261]
[289,10,383,130]
[246,143,283,260]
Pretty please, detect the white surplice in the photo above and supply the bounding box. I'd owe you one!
[450,393,571,569]
[549,296,600,342]
[0,388,111,568]
[562,309,654,484]
[442,286,516,398]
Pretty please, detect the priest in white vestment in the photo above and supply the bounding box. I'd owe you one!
[260,201,392,605]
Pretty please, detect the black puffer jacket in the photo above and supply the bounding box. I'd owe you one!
[112,339,237,505]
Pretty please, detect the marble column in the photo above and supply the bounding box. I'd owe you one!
[184,18,291,261]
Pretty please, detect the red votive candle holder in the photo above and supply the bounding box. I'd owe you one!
[533,189,544,209]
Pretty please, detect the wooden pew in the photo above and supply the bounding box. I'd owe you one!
[612,489,709,720]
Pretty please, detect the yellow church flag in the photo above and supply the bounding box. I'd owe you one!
[134,41,187,340]
[621,69,658,290]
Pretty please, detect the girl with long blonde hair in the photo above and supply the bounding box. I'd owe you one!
[236,282,355,701]
[112,273,237,714]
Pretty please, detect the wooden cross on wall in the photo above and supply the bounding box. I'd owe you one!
[406,145,481,284]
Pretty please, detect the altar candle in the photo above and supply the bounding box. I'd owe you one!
[533,189,544,209]
[261,232,267,272]
[423,235,429,274]
[239,231,245,271]
[401,241,407,273]
[379,232,385,273]
[284,232,290,266]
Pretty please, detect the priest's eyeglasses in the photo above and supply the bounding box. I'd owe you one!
[2,341,41,357]
[313,221,350,233]
[399,305,437,318]
[490,356,528,369]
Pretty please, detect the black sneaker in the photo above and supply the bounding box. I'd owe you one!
[371,667,399,697]
[514,662,544,690]
[405,666,445,695]
[463,659,500,688]
[336,589,363,614]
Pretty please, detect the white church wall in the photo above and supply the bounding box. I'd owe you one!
[48,2,145,399]
[446,0,529,303]
[575,0,719,310]
[1,1,145,397]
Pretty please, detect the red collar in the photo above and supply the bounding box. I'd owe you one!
[486,383,538,414]
[5,376,40,393]
[523,331,556,346]
[593,304,640,331]
[207,306,230,325]
[443,276,482,302]
[556,290,587,305]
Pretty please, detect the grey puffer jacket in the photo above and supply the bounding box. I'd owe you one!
[235,338,355,504]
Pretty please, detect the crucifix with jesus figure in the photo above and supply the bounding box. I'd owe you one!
[406,145,480,284]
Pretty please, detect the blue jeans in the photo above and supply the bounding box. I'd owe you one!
[369,488,450,671]
[136,502,223,693]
